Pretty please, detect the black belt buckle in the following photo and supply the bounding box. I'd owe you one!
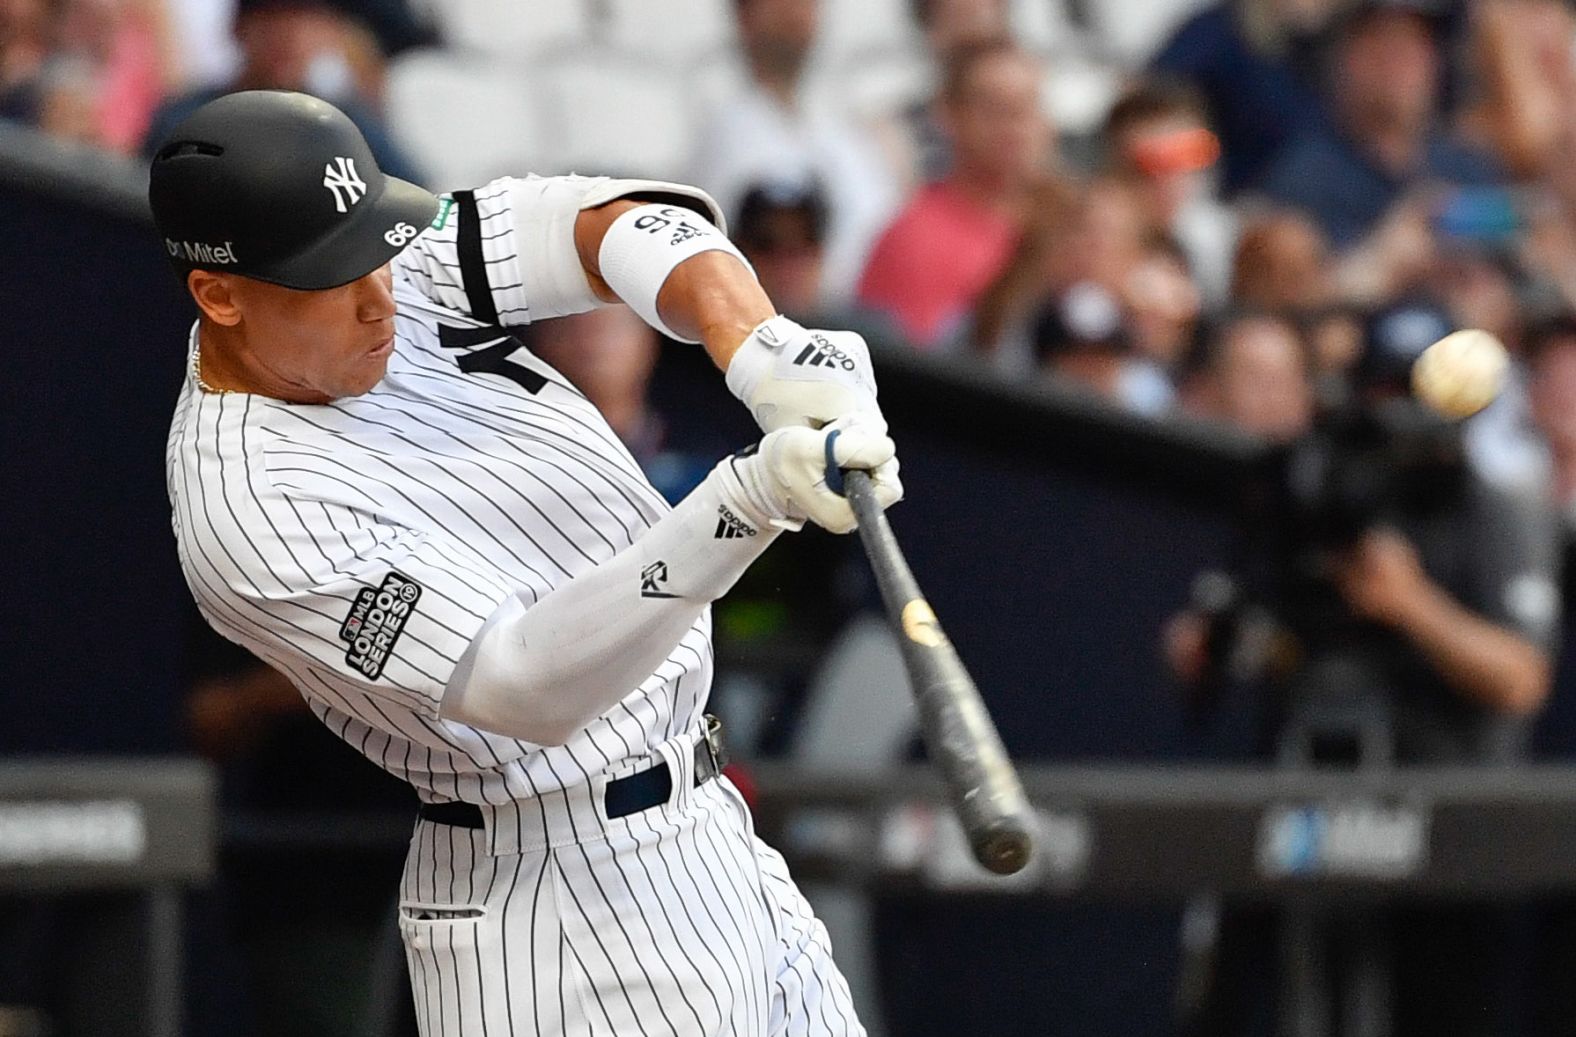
[697,714,728,783]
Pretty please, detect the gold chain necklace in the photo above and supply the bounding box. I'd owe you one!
[191,340,236,395]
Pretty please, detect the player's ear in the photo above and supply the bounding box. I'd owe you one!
[188,270,242,327]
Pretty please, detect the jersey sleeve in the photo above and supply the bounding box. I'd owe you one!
[190,461,516,718]
[394,174,727,327]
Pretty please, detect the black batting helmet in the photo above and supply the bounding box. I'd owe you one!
[148,91,439,291]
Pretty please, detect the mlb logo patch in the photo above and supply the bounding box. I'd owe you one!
[339,571,422,680]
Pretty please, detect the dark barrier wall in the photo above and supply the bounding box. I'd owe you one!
[0,129,194,752]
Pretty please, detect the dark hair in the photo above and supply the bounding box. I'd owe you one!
[734,179,830,248]
[1103,77,1208,139]
[1031,282,1129,364]
[1335,0,1447,43]
[939,36,1027,103]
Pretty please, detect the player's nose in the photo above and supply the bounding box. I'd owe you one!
[355,264,397,322]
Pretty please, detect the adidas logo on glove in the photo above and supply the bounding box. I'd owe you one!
[790,333,858,371]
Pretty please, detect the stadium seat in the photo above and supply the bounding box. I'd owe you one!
[683,50,752,119]
[808,49,932,122]
[815,0,921,62]
[1010,0,1081,55]
[1042,54,1125,136]
[533,51,696,179]
[421,0,590,60]
[385,50,544,191]
[599,0,736,63]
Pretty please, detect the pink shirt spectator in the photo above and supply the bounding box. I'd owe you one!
[99,15,164,153]
[856,181,1020,347]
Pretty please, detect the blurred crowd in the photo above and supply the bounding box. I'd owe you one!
[11,0,1576,530]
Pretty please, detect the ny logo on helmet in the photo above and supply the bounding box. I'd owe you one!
[323,156,367,213]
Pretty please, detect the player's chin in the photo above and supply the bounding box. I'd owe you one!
[333,359,392,399]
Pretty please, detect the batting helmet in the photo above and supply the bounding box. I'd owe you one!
[148,90,439,291]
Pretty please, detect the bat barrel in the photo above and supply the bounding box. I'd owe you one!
[843,470,1035,875]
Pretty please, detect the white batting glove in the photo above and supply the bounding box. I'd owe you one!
[725,316,884,433]
[715,415,903,534]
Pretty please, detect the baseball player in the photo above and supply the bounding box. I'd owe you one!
[151,91,901,1035]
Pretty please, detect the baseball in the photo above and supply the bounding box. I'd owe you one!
[1411,328,1509,419]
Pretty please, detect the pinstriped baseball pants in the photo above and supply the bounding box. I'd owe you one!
[397,744,864,1035]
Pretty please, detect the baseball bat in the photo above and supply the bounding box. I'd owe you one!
[841,468,1035,876]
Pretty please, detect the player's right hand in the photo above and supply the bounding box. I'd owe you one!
[718,414,903,535]
[724,316,884,434]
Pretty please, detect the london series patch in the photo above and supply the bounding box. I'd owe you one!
[340,571,422,680]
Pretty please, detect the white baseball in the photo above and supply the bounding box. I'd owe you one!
[1411,328,1508,419]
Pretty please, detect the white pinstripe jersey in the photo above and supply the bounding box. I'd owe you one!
[167,175,725,807]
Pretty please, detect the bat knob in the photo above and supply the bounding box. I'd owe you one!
[976,825,1035,876]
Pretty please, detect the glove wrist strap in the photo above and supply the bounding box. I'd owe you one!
[724,315,806,404]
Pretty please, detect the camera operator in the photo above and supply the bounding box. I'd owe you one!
[1169,302,1562,1036]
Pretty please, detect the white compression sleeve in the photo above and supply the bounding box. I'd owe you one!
[596,203,752,342]
[439,458,782,745]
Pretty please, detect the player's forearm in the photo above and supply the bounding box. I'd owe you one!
[656,251,776,372]
[1393,584,1553,715]
[439,462,782,745]
[577,199,774,370]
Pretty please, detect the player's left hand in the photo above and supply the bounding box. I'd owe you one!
[718,414,903,534]
[724,316,883,433]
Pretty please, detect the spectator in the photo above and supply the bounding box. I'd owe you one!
[0,0,51,119]
[858,37,1055,350]
[970,177,1146,372]
[1461,0,1576,182]
[1258,1,1500,251]
[1032,280,1176,415]
[142,0,422,183]
[733,179,831,324]
[1151,0,1338,194]
[1465,1,1576,323]
[880,0,1011,185]
[1126,238,1202,392]
[55,0,172,152]
[1526,315,1576,524]
[1463,0,1576,304]
[1228,211,1365,379]
[5,0,174,152]
[688,0,898,306]
[914,0,1008,52]
[1104,79,1237,303]
[323,0,434,58]
[1032,281,1133,405]
[31,55,103,146]
[1043,179,1148,298]
[1230,209,1333,312]
[1181,310,1314,441]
